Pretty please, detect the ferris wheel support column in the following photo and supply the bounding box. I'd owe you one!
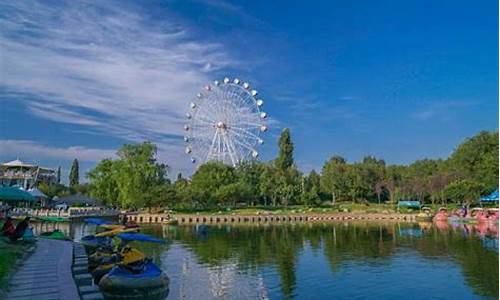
[222,131,238,166]
[207,127,219,162]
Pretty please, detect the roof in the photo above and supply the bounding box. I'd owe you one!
[0,186,36,202]
[28,187,47,198]
[481,188,499,202]
[2,159,35,168]
[55,194,99,206]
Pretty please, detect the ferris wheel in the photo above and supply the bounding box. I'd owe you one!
[183,77,268,167]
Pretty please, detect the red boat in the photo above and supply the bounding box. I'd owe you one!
[433,207,448,222]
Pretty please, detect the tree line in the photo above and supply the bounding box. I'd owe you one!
[79,129,497,210]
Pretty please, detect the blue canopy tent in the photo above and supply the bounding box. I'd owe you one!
[480,189,499,202]
[397,200,421,211]
[0,186,36,205]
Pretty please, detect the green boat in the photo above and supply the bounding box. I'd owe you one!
[39,229,71,241]
[36,216,69,222]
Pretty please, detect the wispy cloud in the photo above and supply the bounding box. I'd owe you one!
[0,140,116,162]
[414,100,479,121]
[0,0,243,172]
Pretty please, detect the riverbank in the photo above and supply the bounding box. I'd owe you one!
[171,203,461,217]
[173,212,417,224]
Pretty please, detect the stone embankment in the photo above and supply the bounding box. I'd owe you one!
[173,213,417,224]
[72,243,104,300]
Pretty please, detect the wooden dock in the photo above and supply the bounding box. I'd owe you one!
[5,239,80,300]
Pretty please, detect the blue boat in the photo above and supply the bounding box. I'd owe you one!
[97,233,168,299]
[99,260,169,300]
[80,235,112,253]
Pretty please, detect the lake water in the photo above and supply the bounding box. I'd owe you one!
[34,221,499,300]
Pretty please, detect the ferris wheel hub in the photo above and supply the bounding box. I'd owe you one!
[216,121,227,129]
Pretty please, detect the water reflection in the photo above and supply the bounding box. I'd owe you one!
[32,221,498,300]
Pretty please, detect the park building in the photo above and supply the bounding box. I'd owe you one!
[0,158,59,189]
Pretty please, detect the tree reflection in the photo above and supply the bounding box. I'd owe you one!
[154,222,498,299]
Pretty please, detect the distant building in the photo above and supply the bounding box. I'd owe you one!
[0,159,58,189]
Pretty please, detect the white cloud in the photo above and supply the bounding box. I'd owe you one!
[0,0,243,173]
[414,100,479,121]
[0,140,116,162]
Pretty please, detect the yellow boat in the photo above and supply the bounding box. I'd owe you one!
[91,247,146,283]
[100,224,125,231]
[94,227,139,237]
[416,207,433,222]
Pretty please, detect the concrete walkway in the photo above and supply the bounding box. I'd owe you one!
[5,239,80,300]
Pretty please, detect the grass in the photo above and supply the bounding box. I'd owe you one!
[0,222,34,288]
[172,203,463,216]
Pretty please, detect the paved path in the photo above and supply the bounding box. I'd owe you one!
[5,239,80,300]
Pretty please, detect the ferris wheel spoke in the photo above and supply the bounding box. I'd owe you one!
[231,122,262,129]
[193,114,216,125]
[228,128,260,142]
[222,133,237,166]
[206,128,219,161]
[229,125,261,137]
[232,137,255,153]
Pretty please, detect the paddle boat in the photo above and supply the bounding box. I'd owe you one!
[81,218,121,253]
[91,245,146,283]
[98,233,169,300]
[486,208,499,222]
[416,207,433,222]
[433,207,448,222]
[99,259,169,300]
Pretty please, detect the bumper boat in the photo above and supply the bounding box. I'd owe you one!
[95,233,169,299]
[99,260,169,300]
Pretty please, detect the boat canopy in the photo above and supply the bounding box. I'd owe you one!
[480,189,499,202]
[118,233,165,244]
[397,200,421,209]
[0,186,36,202]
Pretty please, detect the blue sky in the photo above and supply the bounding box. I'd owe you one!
[0,0,498,182]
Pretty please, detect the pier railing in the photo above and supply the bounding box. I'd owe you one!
[10,207,119,219]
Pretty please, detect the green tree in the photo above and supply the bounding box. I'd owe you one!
[113,142,167,208]
[190,162,236,208]
[69,159,79,188]
[276,128,294,171]
[56,166,61,184]
[38,182,70,198]
[321,156,348,204]
[447,131,499,193]
[301,170,322,206]
[384,165,405,203]
[444,179,482,205]
[87,159,119,206]
[260,165,279,206]
[87,142,168,209]
[235,161,266,206]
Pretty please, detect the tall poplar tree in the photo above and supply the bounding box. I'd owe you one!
[276,128,294,171]
[69,159,79,188]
